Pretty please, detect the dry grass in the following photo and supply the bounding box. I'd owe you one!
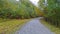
[0,19,30,34]
[40,19,60,34]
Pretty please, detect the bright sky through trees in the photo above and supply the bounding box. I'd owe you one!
[30,0,39,6]
[15,0,39,6]
[16,0,19,1]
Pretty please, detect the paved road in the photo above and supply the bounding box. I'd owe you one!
[15,18,54,34]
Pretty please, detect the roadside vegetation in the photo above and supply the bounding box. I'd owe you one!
[0,0,43,19]
[0,0,43,34]
[39,0,60,28]
[0,18,30,34]
[41,20,60,34]
[1,0,60,34]
[39,0,60,34]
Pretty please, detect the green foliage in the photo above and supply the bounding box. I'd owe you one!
[39,0,45,9]
[0,0,41,19]
[39,0,60,27]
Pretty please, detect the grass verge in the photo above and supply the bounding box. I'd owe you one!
[40,19,60,34]
[0,18,30,34]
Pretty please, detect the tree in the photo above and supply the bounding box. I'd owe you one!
[39,0,60,27]
[0,0,41,19]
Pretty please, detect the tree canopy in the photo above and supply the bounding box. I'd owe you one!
[39,0,60,27]
[0,0,41,19]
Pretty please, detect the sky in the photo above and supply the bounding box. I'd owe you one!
[16,0,39,6]
[16,0,19,1]
[29,0,39,6]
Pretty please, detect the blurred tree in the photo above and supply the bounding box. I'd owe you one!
[39,0,60,27]
[0,0,41,19]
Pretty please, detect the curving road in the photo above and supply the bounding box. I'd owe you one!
[15,18,54,34]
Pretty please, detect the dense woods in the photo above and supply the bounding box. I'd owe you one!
[39,0,60,27]
[0,0,60,34]
[0,0,60,27]
[0,0,42,19]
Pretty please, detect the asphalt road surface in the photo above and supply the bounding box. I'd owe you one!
[15,18,54,34]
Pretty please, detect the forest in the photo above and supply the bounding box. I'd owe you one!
[0,0,43,19]
[0,0,43,34]
[39,0,60,28]
[0,0,60,34]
